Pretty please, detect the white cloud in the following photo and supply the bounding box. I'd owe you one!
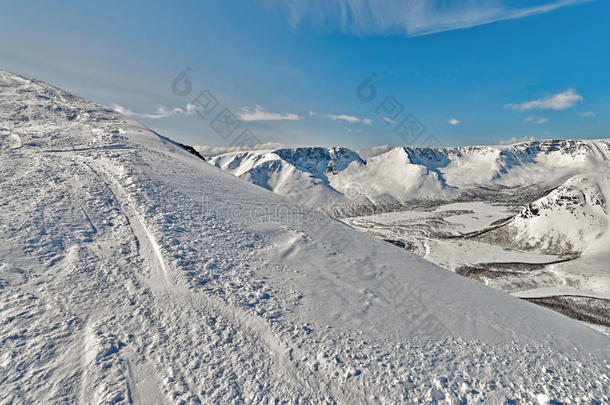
[269,0,589,37]
[579,111,595,118]
[238,105,302,122]
[114,102,302,123]
[194,142,284,157]
[112,103,192,119]
[505,89,583,111]
[448,118,460,125]
[327,113,372,125]
[497,136,536,145]
[357,144,394,158]
[524,115,548,124]
[381,116,395,124]
[311,110,372,125]
[111,104,134,116]
[186,103,198,114]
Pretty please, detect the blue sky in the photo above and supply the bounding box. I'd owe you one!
[1,0,608,149]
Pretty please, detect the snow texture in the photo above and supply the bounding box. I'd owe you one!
[1,71,609,404]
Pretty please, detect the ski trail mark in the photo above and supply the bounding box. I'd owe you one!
[79,318,96,405]
[82,159,172,290]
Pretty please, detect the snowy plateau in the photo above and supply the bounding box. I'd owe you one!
[1,71,609,404]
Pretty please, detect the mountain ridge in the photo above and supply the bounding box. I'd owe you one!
[2,70,609,403]
[207,139,610,212]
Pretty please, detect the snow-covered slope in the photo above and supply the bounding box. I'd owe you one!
[2,71,609,403]
[208,140,610,212]
[483,174,610,255]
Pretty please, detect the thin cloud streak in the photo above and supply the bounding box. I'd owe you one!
[327,113,372,125]
[268,0,591,37]
[113,103,303,122]
[239,105,303,122]
[112,103,196,119]
[524,115,549,124]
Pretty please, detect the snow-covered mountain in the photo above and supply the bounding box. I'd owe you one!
[482,174,610,255]
[2,71,609,403]
[208,140,610,213]
[209,147,369,207]
[209,141,610,276]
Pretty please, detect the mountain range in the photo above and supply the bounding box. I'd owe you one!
[207,141,610,256]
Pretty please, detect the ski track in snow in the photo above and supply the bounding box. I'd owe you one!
[83,156,323,401]
[1,71,609,404]
[87,159,174,290]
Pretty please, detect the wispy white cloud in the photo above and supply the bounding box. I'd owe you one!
[238,105,303,122]
[268,0,590,37]
[497,136,536,145]
[448,118,460,125]
[523,115,548,124]
[579,111,595,117]
[111,104,135,116]
[357,144,394,158]
[112,103,196,119]
[114,103,305,122]
[327,113,372,125]
[505,89,583,111]
[185,103,198,115]
[194,142,284,157]
[309,110,372,124]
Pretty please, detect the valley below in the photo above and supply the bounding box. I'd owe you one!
[341,201,610,335]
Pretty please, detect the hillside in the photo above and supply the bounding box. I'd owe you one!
[1,71,609,404]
